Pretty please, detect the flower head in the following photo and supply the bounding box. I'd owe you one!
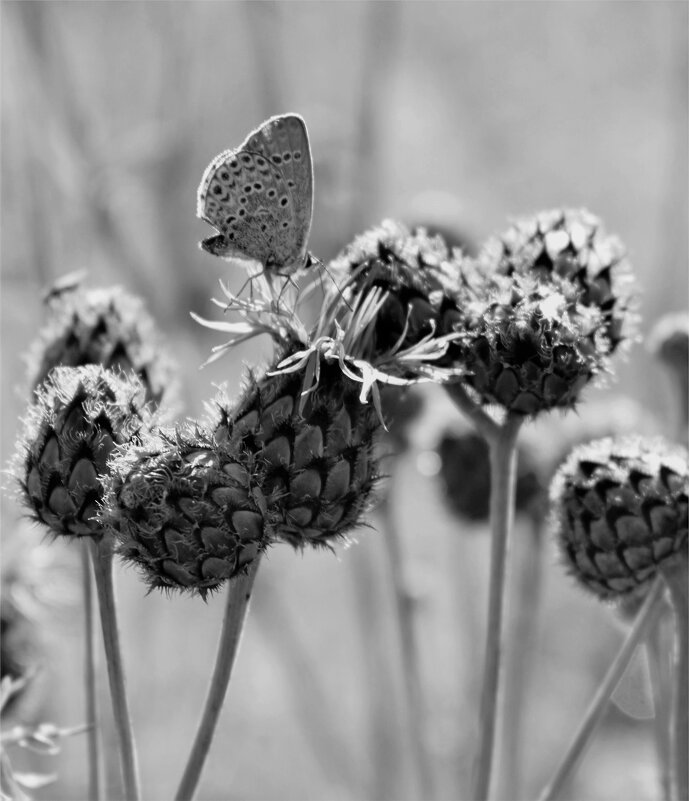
[16,366,149,539]
[28,283,176,408]
[550,435,688,601]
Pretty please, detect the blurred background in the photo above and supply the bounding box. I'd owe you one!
[1,2,687,800]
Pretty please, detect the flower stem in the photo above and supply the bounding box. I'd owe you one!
[646,605,674,801]
[175,557,262,801]
[472,413,522,801]
[538,577,666,801]
[89,537,140,801]
[497,512,544,799]
[379,488,435,800]
[660,561,688,801]
[81,542,104,801]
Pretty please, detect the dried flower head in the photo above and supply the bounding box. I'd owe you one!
[27,283,176,408]
[212,350,381,549]
[16,365,149,539]
[450,209,638,416]
[102,429,274,596]
[486,208,636,352]
[550,435,688,601]
[326,220,463,366]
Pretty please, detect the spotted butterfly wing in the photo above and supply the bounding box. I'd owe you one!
[197,114,313,276]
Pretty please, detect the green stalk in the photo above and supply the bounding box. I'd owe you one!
[379,488,435,800]
[538,577,666,801]
[660,562,688,801]
[646,606,674,801]
[472,414,523,801]
[175,557,261,801]
[497,512,544,799]
[81,542,104,801]
[89,538,140,801]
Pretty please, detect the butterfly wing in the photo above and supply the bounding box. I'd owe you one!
[197,114,313,273]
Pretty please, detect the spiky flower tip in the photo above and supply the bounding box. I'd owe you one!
[211,349,382,550]
[27,284,176,408]
[437,428,544,522]
[322,219,466,378]
[484,208,637,353]
[16,365,149,539]
[101,429,275,596]
[452,264,616,415]
[550,435,688,602]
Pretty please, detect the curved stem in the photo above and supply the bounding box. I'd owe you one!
[445,382,499,442]
[81,542,104,801]
[472,414,522,801]
[175,557,261,801]
[538,578,666,801]
[89,538,140,801]
[379,489,435,800]
[661,562,688,801]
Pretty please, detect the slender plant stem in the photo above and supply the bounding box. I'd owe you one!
[82,542,104,801]
[538,578,666,801]
[660,562,688,801]
[175,557,262,801]
[445,382,499,442]
[89,538,140,801]
[497,512,544,799]
[472,414,523,801]
[379,487,435,801]
[646,606,674,801]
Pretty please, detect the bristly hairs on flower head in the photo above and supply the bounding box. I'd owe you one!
[192,220,469,424]
[27,279,178,411]
[14,365,152,540]
[448,208,639,417]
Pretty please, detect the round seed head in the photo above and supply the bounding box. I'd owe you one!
[212,351,382,549]
[16,365,149,539]
[551,435,688,602]
[485,208,637,352]
[102,429,275,596]
[327,219,464,369]
[27,284,176,408]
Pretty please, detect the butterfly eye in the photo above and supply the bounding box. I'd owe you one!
[294,151,302,161]
[282,153,292,163]
[272,155,282,165]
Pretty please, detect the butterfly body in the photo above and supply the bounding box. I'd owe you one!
[197,114,313,277]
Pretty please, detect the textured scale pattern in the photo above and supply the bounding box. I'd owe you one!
[328,220,463,365]
[18,366,148,539]
[487,208,634,353]
[213,352,381,547]
[197,114,313,274]
[29,285,174,408]
[551,436,688,600]
[104,435,274,595]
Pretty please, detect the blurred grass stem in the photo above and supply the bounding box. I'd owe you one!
[472,414,522,801]
[175,557,261,801]
[89,538,141,801]
[82,542,104,801]
[379,487,435,800]
[538,577,665,801]
[647,609,674,801]
[660,562,688,801]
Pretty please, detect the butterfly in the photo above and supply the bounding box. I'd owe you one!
[197,113,314,278]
